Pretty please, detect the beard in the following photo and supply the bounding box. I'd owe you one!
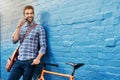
[26,17,34,23]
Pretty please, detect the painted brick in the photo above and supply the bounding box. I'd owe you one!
[1,0,120,80]
[105,38,116,47]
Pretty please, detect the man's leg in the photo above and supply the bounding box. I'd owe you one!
[23,60,36,80]
[7,60,23,80]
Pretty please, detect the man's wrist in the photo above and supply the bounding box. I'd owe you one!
[17,25,21,29]
[35,57,41,60]
[36,53,44,60]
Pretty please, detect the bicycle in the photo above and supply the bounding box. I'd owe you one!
[37,62,84,80]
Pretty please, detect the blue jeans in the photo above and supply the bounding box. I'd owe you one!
[7,59,36,80]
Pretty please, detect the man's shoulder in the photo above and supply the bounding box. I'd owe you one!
[36,24,45,29]
[35,24,46,33]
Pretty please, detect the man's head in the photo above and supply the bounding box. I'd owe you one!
[23,5,34,23]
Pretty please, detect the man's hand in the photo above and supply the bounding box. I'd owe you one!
[17,18,27,28]
[31,53,44,65]
[31,58,40,65]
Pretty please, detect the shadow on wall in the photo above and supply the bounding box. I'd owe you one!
[40,11,51,59]
[40,11,50,59]
[40,11,50,27]
[32,11,50,80]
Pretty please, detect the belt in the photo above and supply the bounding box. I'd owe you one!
[18,59,34,62]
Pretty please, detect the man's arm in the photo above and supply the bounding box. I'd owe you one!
[31,53,44,65]
[12,18,26,44]
[31,26,47,65]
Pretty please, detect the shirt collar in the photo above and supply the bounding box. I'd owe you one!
[25,21,36,27]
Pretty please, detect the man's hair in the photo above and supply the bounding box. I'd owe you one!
[23,5,34,15]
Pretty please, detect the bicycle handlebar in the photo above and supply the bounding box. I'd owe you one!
[41,62,58,67]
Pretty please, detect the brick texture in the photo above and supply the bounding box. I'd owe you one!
[0,0,120,80]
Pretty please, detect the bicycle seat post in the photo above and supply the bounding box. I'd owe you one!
[66,62,84,76]
[71,68,76,76]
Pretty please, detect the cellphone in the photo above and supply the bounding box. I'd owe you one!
[22,18,27,23]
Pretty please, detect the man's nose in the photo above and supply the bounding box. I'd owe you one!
[28,14,32,17]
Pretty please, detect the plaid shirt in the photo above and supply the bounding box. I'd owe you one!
[12,21,47,60]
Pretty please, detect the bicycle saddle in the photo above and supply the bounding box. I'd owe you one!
[66,62,84,69]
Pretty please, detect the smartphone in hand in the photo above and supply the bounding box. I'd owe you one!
[22,17,27,23]
[17,17,27,28]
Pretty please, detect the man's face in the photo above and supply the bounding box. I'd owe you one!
[24,9,34,23]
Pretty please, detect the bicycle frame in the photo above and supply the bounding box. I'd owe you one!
[37,62,84,80]
[38,69,74,80]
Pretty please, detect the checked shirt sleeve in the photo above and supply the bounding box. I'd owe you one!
[38,27,47,54]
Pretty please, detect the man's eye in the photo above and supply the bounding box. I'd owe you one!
[25,13,29,15]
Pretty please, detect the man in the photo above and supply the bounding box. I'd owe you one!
[7,5,47,80]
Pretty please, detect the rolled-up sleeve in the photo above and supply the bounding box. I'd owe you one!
[38,27,47,54]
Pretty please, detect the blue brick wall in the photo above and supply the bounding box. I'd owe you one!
[0,0,120,80]
[0,12,1,79]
